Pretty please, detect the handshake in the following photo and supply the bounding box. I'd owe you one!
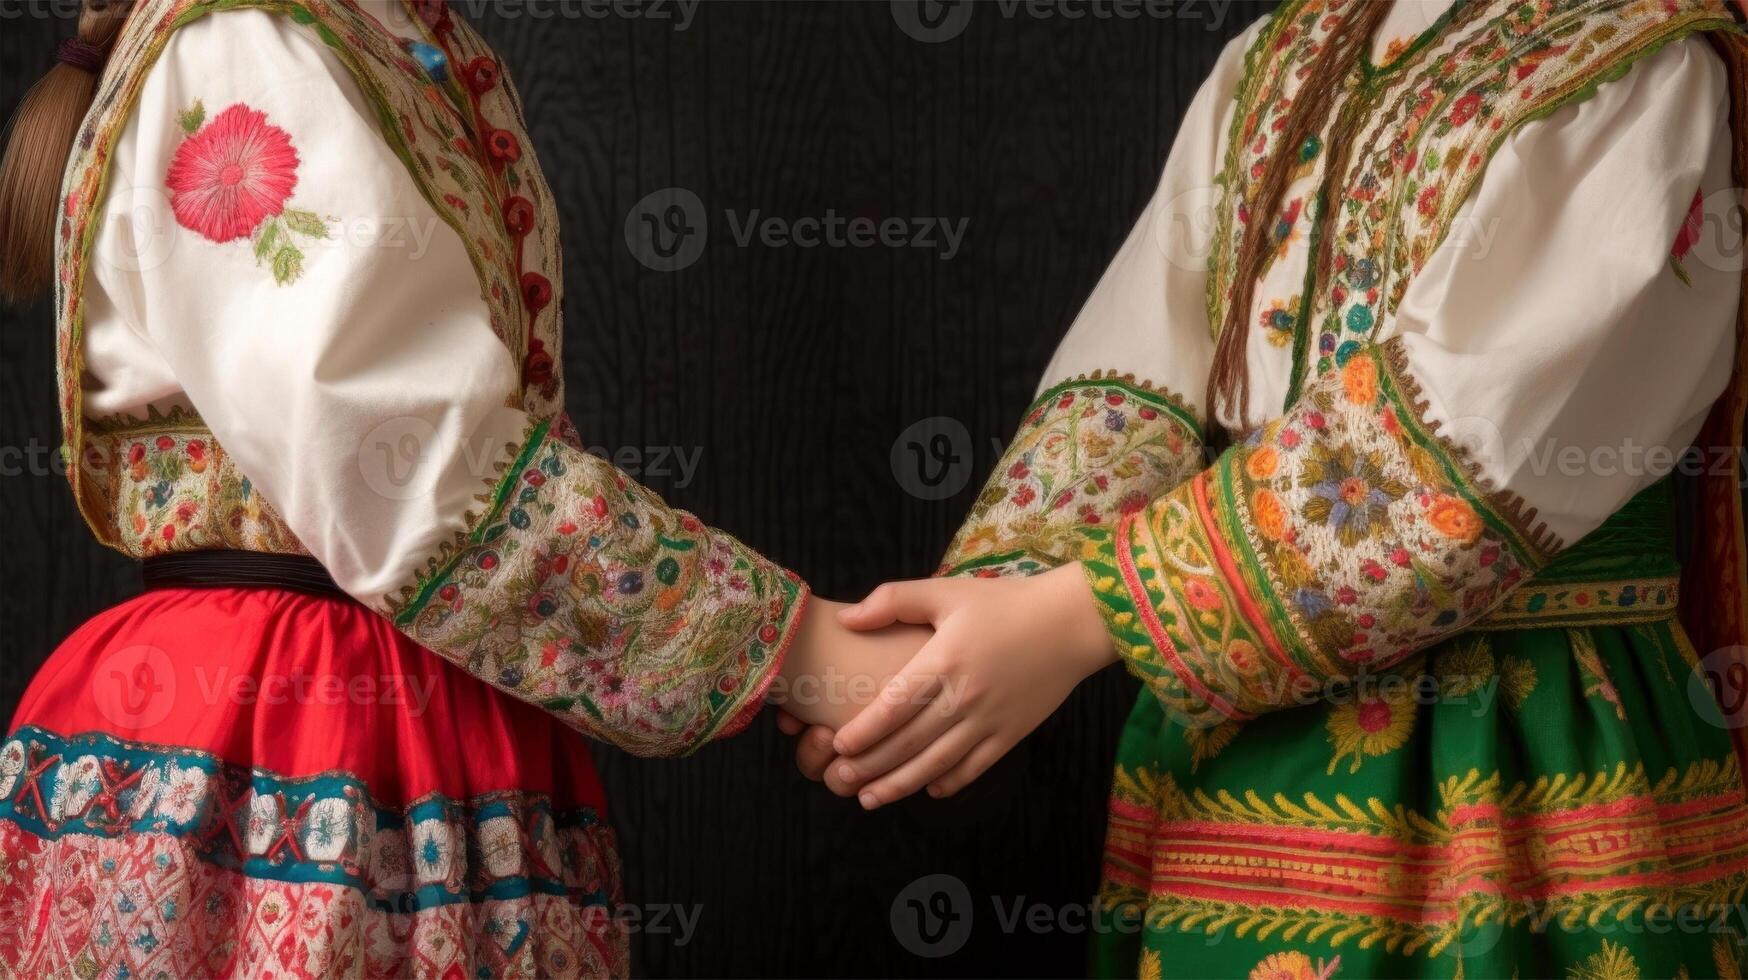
[763,563,1118,810]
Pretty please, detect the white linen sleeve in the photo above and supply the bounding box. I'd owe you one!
[1392,35,1738,545]
[1081,35,1739,725]
[82,9,809,756]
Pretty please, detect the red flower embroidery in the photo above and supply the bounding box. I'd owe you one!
[165,104,300,243]
[1448,92,1481,126]
[1671,188,1704,286]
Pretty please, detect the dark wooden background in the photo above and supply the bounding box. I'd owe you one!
[0,1,1250,975]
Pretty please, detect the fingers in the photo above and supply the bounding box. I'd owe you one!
[856,722,983,809]
[824,697,959,796]
[837,579,946,631]
[831,647,946,756]
[774,709,804,737]
[794,726,838,782]
[925,735,1013,799]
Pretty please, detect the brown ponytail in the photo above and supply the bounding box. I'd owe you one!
[1206,0,1390,431]
[0,0,130,303]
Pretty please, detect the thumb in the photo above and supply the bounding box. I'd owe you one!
[837,579,944,631]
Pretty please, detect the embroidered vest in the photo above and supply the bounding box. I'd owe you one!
[55,0,566,559]
[1211,0,1748,765]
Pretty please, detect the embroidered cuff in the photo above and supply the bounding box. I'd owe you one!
[1082,341,1555,724]
[385,419,809,757]
[938,373,1203,579]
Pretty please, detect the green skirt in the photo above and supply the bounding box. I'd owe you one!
[1091,490,1748,979]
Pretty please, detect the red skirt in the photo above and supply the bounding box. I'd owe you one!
[0,585,627,978]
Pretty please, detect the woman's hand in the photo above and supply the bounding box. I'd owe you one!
[824,564,1116,808]
[768,597,932,731]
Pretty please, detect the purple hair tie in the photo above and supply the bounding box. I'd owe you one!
[56,37,108,74]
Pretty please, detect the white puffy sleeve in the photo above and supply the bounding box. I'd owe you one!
[935,19,1264,577]
[1081,36,1739,724]
[80,9,808,756]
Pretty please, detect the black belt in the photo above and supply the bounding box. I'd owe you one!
[142,551,345,597]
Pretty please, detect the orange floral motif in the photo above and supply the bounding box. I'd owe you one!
[1182,576,1224,612]
[1250,951,1340,980]
[1341,354,1379,405]
[1428,494,1483,544]
[1252,487,1288,540]
[1246,445,1280,480]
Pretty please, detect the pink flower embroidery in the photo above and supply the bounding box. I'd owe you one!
[164,100,328,285]
[166,102,298,242]
[1670,187,1704,286]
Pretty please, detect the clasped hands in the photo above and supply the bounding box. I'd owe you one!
[766,564,1116,810]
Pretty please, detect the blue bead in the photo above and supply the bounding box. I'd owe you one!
[408,41,448,81]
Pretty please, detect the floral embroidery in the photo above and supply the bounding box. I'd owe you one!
[1103,755,1748,958]
[58,0,570,554]
[82,406,304,558]
[1207,0,1733,383]
[1304,0,1733,375]
[1183,719,1242,774]
[1082,340,1551,725]
[939,374,1202,578]
[388,421,807,757]
[1250,951,1340,980]
[1139,948,1165,980]
[0,727,626,979]
[1571,629,1627,721]
[1672,187,1705,286]
[1567,941,1640,980]
[1325,666,1420,774]
[1259,294,1300,348]
[165,100,328,284]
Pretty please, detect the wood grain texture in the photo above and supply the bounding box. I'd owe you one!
[1,2,1241,976]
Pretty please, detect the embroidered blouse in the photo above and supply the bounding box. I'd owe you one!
[940,1,1741,724]
[74,6,806,756]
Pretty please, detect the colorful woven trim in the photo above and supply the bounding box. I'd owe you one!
[1475,577,1680,630]
[1099,755,1748,958]
[1082,341,1550,724]
[0,726,614,912]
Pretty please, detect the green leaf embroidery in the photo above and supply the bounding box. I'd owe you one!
[178,100,205,135]
[281,208,328,239]
[253,219,279,260]
[272,245,304,286]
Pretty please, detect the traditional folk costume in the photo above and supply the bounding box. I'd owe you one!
[0,1,810,975]
[939,1,1748,976]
